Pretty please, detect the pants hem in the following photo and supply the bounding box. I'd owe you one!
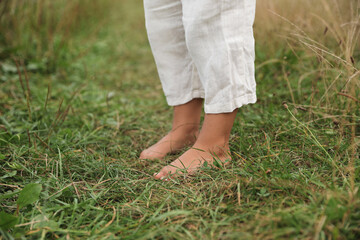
[167,92,257,114]
[166,90,205,107]
[204,93,257,114]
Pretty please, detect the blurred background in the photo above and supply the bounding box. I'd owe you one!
[1,0,358,111]
[0,0,359,239]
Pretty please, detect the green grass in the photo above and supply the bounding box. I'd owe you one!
[0,0,359,239]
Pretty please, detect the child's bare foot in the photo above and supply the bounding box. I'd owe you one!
[139,98,203,160]
[139,126,198,160]
[154,109,238,180]
[153,143,231,179]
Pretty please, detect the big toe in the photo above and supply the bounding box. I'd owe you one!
[153,167,171,180]
[139,150,150,160]
[139,149,164,160]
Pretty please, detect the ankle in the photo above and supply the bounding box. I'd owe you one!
[171,123,199,135]
[193,141,230,156]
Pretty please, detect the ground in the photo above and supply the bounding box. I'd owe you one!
[0,0,359,239]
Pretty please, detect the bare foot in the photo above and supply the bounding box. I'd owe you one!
[153,109,238,180]
[153,144,231,179]
[140,98,203,160]
[139,125,199,160]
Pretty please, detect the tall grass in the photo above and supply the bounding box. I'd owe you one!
[256,0,359,109]
[256,0,359,189]
[0,0,112,70]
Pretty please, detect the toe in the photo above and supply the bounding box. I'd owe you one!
[154,166,171,180]
[139,150,149,160]
[139,149,166,160]
[153,171,164,180]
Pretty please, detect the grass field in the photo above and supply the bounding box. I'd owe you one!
[0,0,359,239]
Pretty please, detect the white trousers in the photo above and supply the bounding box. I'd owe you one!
[144,0,257,113]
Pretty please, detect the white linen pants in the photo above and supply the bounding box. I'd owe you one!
[144,0,257,113]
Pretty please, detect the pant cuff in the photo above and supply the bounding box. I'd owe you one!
[166,90,205,107]
[204,93,257,114]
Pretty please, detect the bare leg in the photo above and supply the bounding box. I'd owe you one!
[140,98,203,160]
[154,109,238,179]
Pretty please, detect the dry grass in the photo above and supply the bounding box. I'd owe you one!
[256,0,359,188]
[256,0,359,108]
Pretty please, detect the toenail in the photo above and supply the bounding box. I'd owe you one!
[161,176,169,181]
